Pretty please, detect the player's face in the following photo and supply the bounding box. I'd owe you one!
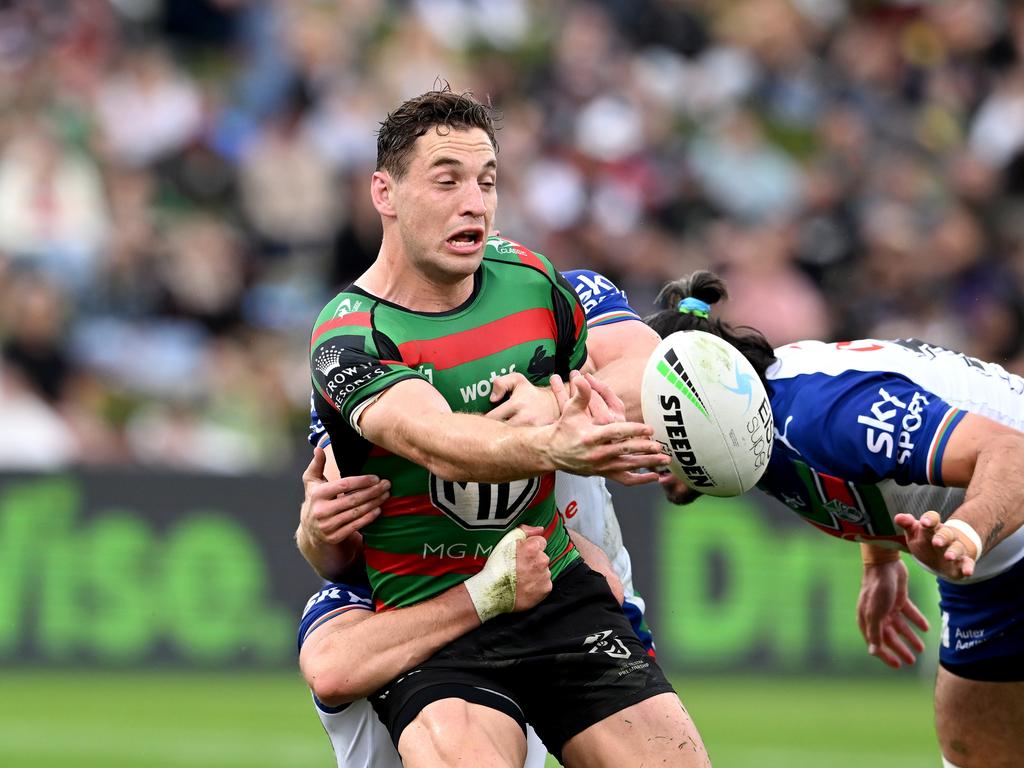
[389,127,497,282]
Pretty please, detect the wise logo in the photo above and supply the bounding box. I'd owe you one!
[0,478,290,664]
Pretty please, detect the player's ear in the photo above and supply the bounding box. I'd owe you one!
[371,171,397,218]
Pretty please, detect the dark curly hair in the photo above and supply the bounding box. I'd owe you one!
[644,271,777,383]
[376,84,498,179]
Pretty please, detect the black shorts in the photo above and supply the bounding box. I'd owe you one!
[369,560,675,760]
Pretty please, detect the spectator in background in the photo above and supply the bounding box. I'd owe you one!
[2,1,1024,472]
[0,120,109,290]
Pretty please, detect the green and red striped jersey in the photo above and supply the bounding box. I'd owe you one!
[310,236,588,609]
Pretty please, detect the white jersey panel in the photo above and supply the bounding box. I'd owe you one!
[316,697,402,768]
[770,339,1024,430]
[766,339,1024,581]
[555,472,639,603]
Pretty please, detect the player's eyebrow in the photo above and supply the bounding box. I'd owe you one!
[429,157,497,172]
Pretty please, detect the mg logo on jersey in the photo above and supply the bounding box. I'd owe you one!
[429,475,541,530]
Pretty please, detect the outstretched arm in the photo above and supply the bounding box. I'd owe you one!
[895,414,1024,578]
[855,544,930,669]
[358,372,668,483]
[300,525,551,706]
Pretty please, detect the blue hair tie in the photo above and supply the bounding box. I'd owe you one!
[678,297,710,318]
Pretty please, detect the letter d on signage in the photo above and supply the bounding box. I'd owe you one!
[657,497,765,667]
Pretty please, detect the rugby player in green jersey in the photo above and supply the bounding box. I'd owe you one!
[309,88,710,768]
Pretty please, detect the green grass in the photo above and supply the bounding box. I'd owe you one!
[0,670,938,767]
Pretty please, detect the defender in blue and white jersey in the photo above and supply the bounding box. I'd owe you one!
[298,579,401,768]
[648,270,1024,768]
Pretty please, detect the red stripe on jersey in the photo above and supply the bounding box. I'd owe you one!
[572,301,585,340]
[548,537,575,567]
[380,494,441,518]
[527,473,556,511]
[806,518,906,547]
[311,313,373,348]
[397,308,555,370]
[364,548,487,578]
[541,509,559,538]
[817,472,855,505]
[503,238,547,273]
[369,445,393,458]
[816,472,875,537]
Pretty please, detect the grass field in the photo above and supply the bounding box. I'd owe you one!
[0,670,938,767]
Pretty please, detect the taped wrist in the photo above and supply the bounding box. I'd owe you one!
[943,519,983,561]
[464,528,525,622]
[860,543,901,566]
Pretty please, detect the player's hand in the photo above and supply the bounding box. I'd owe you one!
[583,373,626,425]
[513,524,553,611]
[856,556,930,669]
[300,447,390,545]
[659,472,701,505]
[894,510,978,580]
[487,372,559,426]
[545,371,668,485]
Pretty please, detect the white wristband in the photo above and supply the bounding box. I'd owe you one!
[943,519,983,561]
[464,527,525,623]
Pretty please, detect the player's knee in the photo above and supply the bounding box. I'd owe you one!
[406,699,522,767]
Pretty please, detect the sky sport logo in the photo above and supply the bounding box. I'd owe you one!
[656,349,710,421]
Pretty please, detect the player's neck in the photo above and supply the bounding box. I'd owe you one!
[357,247,475,313]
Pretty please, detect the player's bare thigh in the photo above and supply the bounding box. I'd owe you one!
[935,667,1024,768]
[397,697,528,768]
[561,691,711,768]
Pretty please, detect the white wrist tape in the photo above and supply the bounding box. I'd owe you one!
[943,519,983,561]
[464,527,525,623]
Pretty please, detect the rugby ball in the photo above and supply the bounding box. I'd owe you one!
[641,331,773,496]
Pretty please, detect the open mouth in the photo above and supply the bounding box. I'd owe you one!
[446,227,485,251]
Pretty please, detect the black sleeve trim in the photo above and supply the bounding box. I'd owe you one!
[313,389,373,477]
[552,271,583,379]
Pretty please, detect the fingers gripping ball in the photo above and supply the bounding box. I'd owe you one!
[641,330,773,496]
[464,527,526,622]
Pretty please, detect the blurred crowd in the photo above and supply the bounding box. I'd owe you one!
[2,0,1024,471]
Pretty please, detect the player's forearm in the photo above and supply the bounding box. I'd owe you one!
[956,432,1024,553]
[389,411,556,483]
[569,529,623,604]
[591,356,645,423]
[860,542,903,565]
[295,525,358,582]
[586,320,660,423]
[303,586,479,705]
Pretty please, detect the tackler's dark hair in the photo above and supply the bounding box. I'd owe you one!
[644,270,777,383]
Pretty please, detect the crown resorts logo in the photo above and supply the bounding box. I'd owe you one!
[314,346,342,377]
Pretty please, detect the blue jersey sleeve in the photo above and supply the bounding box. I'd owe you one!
[562,269,641,327]
[308,392,329,449]
[297,581,374,652]
[775,370,966,486]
